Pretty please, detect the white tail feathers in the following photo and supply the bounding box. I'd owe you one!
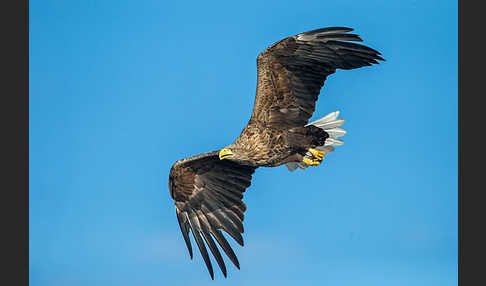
[286,110,346,172]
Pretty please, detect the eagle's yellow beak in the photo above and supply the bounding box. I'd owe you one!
[219,148,234,160]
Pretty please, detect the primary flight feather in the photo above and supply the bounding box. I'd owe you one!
[168,27,384,279]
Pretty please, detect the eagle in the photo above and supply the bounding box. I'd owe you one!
[168,27,384,279]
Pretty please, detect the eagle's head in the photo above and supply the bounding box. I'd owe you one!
[219,145,249,161]
[219,145,256,166]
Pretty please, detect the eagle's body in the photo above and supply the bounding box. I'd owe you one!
[230,122,329,167]
[230,123,287,167]
[168,27,384,279]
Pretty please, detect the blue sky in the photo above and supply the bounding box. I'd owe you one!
[30,0,457,285]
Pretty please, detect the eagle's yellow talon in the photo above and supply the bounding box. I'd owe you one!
[302,157,321,166]
[308,148,325,160]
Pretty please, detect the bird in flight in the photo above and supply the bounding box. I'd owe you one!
[168,27,384,279]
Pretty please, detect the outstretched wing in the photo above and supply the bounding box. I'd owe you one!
[169,151,257,279]
[250,27,384,128]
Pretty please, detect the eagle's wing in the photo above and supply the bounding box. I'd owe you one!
[250,27,384,128]
[169,151,257,279]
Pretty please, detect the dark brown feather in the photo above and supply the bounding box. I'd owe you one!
[249,26,384,128]
[169,151,256,278]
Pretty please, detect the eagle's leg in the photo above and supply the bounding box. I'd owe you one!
[301,148,326,166]
[302,157,321,166]
[308,148,325,160]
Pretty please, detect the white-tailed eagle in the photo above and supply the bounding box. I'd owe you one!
[168,27,384,279]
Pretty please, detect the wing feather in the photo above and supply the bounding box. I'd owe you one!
[187,210,214,279]
[250,26,384,128]
[176,208,193,259]
[197,210,227,278]
[169,151,256,278]
[212,229,240,269]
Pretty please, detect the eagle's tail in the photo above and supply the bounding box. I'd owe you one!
[286,111,346,171]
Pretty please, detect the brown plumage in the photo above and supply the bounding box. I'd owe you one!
[168,27,384,279]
